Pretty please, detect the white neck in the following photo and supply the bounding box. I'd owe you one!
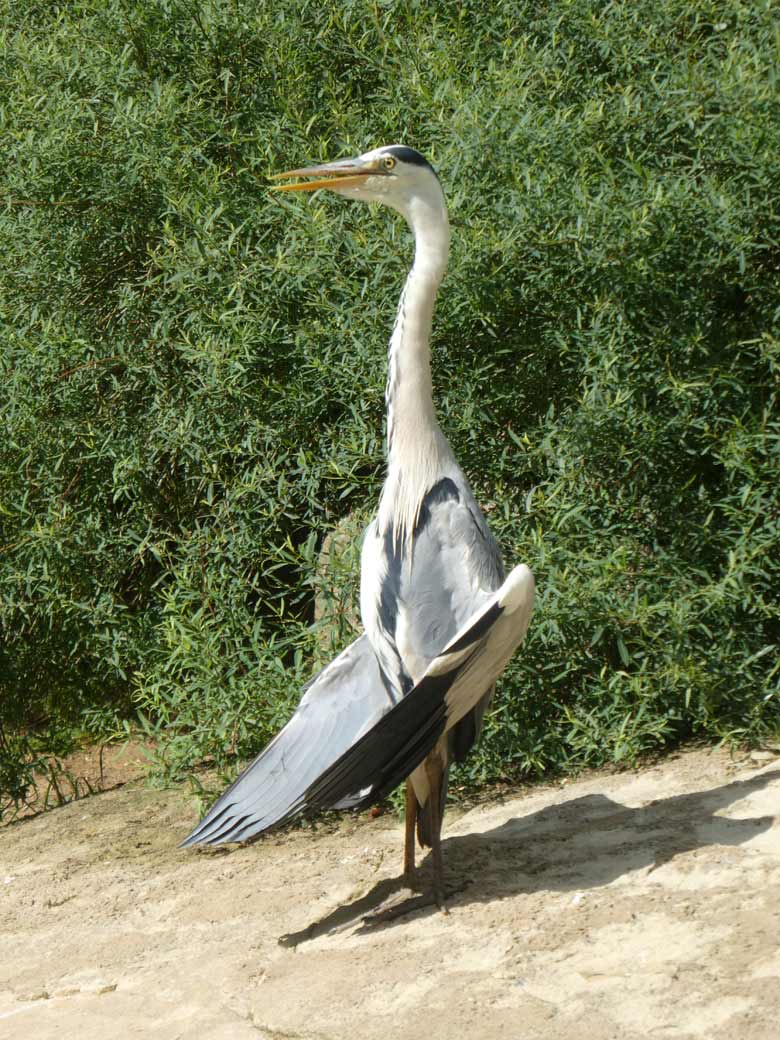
[378,191,452,540]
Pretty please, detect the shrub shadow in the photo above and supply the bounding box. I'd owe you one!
[279,767,779,946]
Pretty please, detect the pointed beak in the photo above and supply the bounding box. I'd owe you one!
[270,156,385,193]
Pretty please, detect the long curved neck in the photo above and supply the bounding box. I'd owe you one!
[380,194,452,539]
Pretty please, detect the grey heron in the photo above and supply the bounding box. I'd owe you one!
[181,145,535,909]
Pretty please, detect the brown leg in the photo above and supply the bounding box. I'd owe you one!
[360,760,456,927]
[403,778,417,886]
[424,754,447,912]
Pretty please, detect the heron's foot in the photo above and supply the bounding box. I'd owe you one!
[432,877,472,915]
[361,889,439,925]
[360,878,470,926]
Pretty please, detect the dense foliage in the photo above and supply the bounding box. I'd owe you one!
[2,0,779,814]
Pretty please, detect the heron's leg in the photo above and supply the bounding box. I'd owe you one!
[424,754,447,911]
[403,778,417,885]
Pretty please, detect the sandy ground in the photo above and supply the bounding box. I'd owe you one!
[1,745,779,1040]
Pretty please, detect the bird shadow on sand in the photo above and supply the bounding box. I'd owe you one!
[279,766,779,947]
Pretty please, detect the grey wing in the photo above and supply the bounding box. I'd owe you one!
[393,475,505,760]
[180,634,393,846]
[304,564,535,812]
[399,476,505,667]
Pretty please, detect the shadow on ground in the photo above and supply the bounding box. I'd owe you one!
[280,768,779,946]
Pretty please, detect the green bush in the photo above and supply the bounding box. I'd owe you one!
[1,0,778,813]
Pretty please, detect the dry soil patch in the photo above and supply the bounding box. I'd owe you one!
[1,746,779,1039]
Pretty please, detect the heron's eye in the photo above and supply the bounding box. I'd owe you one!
[382,155,396,171]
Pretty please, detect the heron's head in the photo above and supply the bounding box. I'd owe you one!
[271,144,447,229]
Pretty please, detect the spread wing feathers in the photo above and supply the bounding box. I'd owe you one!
[297,563,535,815]
[181,564,534,847]
[180,634,394,847]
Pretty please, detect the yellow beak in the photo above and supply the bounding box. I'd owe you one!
[270,157,384,193]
